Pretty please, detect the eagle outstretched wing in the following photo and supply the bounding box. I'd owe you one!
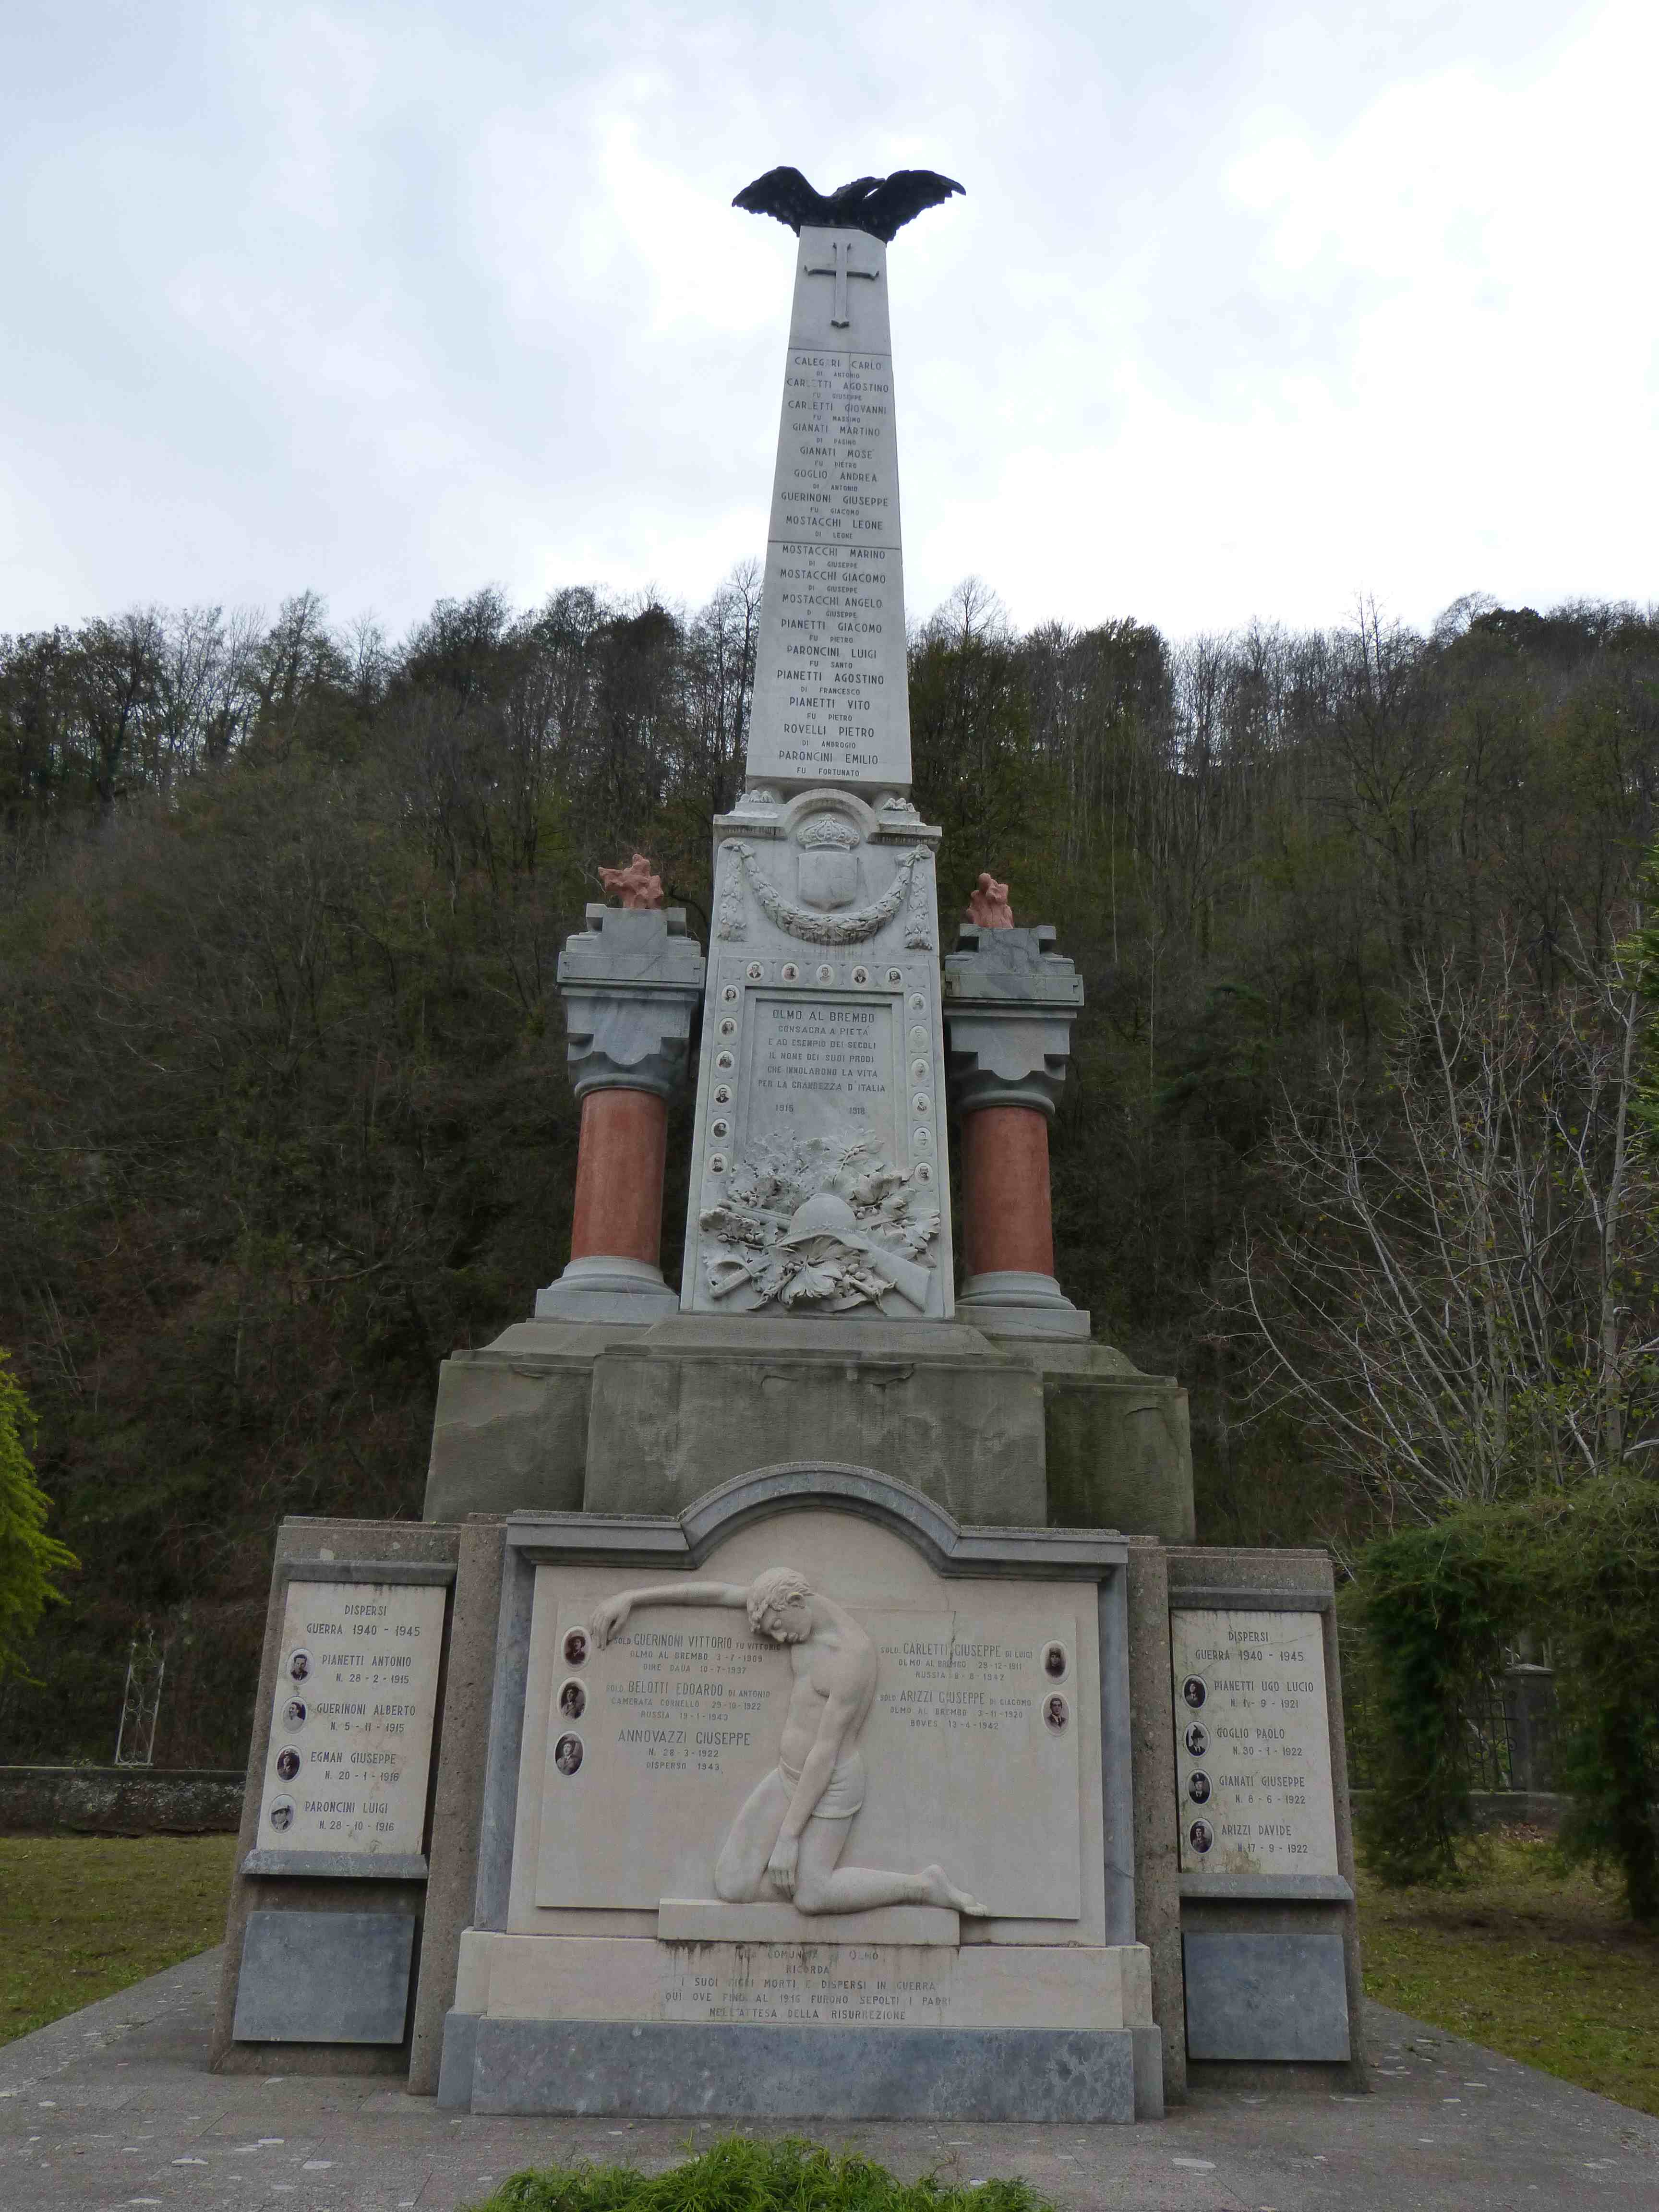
[733,165,965,241]
[732,166,829,234]
[850,169,965,242]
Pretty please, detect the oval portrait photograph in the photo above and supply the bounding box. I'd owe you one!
[558,1679,586,1720]
[276,1747,299,1782]
[1181,1676,1206,1709]
[553,1732,584,1777]
[1043,1693,1069,1733]
[1187,1770,1211,1805]
[281,1697,307,1732]
[563,1627,589,1668]
[1041,1641,1068,1681]
[1184,1722,1208,1757]
[1189,1818,1214,1853]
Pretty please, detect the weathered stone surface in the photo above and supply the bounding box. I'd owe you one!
[0,1766,240,1836]
[1181,1929,1351,2061]
[656,1898,957,1945]
[582,1316,1045,1527]
[232,1910,415,2044]
[423,1348,594,1521]
[1043,1367,1195,1542]
[409,1517,509,2094]
[461,1929,1142,2032]
[943,923,1083,1118]
[458,2017,1140,2121]
[422,1315,1196,1542]
[556,907,706,1104]
[1125,1539,1186,2104]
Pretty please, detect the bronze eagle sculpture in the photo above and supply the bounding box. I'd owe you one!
[732,167,964,243]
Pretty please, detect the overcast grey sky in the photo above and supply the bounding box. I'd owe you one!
[2,0,1651,643]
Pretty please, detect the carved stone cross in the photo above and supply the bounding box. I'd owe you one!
[804,236,880,327]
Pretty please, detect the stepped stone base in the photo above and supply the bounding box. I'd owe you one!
[423,1311,1192,1540]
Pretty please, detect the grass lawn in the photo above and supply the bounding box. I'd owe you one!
[1357,1826,1659,2116]
[0,1832,237,2047]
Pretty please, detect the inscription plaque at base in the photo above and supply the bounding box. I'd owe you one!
[1169,1608,1338,1880]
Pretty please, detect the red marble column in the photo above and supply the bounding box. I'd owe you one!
[959,1104,1055,1280]
[569,1088,669,1269]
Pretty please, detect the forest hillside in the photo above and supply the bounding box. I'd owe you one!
[3,579,1656,1765]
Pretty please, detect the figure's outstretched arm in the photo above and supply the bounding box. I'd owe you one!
[589,1581,750,1647]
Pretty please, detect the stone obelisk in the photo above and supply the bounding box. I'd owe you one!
[743,227,910,791]
[680,224,952,1317]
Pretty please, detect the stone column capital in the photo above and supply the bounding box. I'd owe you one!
[556,906,708,1103]
[942,923,1083,1121]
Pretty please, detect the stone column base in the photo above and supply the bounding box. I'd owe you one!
[533,1254,680,1324]
[957,1268,1091,1341]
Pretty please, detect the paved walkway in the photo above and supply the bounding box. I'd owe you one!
[2,1950,1655,2210]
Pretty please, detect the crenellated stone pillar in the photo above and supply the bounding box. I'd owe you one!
[535,905,706,1322]
[943,919,1087,1338]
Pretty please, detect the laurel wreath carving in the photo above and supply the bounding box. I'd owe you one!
[717,841,932,945]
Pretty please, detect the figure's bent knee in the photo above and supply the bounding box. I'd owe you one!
[792,1875,830,1914]
[713,1856,749,1903]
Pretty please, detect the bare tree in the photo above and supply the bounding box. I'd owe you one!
[1237,935,1659,1523]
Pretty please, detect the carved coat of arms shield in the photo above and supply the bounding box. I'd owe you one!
[797,844,860,911]
[795,819,862,912]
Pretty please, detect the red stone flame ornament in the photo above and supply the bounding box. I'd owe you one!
[965,872,1012,928]
[600,854,664,910]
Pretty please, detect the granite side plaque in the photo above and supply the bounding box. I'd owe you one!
[250,1578,445,1869]
[1183,1930,1351,2061]
[534,1589,1080,1919]
[1169,1609,1338,1880]
[744,227,911,793]
[234,1910,415,2044]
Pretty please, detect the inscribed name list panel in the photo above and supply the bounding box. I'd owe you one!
[687,940,950,1319]
[533,1587,1081,1919]
[747,347,908,790]
[860,1612,1081,1919]
[254,1579,445,1861]
[770,351,901,552]
[1169,1609,1338,1879]
[747,542,909,789]
[535,1597,794,1910]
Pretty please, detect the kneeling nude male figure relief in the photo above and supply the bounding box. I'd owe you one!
[589,1567,986,1917]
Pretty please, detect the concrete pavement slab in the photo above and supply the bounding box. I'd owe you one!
[2,1948,1655,2210]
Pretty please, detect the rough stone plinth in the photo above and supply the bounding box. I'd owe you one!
[421,1311,1194,1542]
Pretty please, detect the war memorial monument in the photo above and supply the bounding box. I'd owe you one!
[209,166,1365,2124]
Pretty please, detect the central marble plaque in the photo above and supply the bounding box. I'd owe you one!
[535,1599,1079,1918]
[682,788,952,1318]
